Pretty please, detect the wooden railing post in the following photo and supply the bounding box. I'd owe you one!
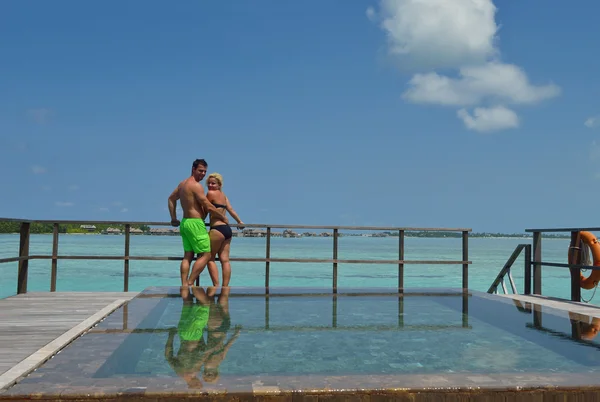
[124,224,130,292]
[17,222,31,294]
[569,231,582,302]
[50,223,59,291]
[398,230,404,291]
[532,231,542,295]
[462,231,469,291]
[524,244,532,295]
[265,227,271,292]
[333,228,338,294]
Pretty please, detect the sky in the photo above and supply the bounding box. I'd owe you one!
[1,0,599,233]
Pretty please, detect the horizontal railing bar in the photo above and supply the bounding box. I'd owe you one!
[0,256,25,263]
[534,261,600,270]
[0,255,471,265]
[87,324,471,334]
[0,217,471,232]
[525,227,600,233]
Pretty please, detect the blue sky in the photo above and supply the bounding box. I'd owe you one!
[1,0,599,233]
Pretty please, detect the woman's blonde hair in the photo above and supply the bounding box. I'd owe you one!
[207,173,223,188]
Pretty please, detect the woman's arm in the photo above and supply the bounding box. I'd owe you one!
[225,196,243,225]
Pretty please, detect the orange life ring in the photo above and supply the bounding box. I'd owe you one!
[578,231,600,290]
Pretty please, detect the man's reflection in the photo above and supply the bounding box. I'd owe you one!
[164,286,241,389]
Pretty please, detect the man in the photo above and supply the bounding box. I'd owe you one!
[168,159,227,286]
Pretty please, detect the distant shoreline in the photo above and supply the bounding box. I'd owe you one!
[0,231,570,239]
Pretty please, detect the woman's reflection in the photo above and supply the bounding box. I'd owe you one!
[203,287,241,383]
[164,286,241,389]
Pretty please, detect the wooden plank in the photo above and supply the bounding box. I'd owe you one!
[0,292,138,380]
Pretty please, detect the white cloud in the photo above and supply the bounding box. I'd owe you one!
[457,106,519,133]
[112,201,123,207]
[403,63,560,107]
[28,108,52,124]
[120,208,129,213]
[585,116,599,128]
[99,207,109,212]
[55,201,74,207]
[31,165,47,174]
[370,0,499,70]
[368,0,560,132]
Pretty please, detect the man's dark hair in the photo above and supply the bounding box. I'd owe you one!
[192,159,208,169]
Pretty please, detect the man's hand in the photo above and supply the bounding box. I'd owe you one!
[171,219,180,227]
[238,221,245,230]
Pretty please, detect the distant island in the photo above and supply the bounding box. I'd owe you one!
[0,221,570,238]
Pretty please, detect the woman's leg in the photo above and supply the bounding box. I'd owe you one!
[207,229,225,286]
[218,239,232,287]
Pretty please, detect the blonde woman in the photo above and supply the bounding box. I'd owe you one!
[205,173,244,286]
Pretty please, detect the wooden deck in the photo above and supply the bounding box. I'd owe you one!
[0,291,138,391]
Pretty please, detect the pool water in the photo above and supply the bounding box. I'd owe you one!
[10,287,600,393]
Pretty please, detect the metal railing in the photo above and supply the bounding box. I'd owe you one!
[0,218,472,295]
[488,227,600,302]
[487,244,531,295]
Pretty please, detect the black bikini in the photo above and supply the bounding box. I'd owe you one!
[211,202,232,240]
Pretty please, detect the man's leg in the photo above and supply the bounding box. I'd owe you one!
[188,252,211,286]
[180,251,194,286]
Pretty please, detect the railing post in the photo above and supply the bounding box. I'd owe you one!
[332,295,337,328]
[462,231,469,291]
[17,222,31,294]
[123,224,130,292]
[524,244,532,295]
[569,231,582,302]
[333,228,338,294]
[398,230,404,291]
[50,223,59,291]
[532,231,542,295]
[265,227,271,293]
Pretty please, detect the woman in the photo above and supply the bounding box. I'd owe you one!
[205,173,244,286]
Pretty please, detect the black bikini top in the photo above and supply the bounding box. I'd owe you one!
[212,201,227,209]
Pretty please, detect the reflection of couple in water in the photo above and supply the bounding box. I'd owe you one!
[164,286,241,389]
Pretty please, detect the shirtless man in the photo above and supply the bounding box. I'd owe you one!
[168,159,227,286]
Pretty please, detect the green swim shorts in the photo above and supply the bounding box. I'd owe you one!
[178,303,210,342]
[180,218,211,254]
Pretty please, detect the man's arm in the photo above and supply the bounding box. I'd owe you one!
[193,184,227,221]
[225,197,244,227]
[168,185,180,226]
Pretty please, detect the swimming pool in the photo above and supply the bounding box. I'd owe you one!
[4,286,600,399]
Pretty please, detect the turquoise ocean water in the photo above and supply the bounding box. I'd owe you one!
[0,234,592,303]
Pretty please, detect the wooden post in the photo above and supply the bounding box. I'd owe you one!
[17,222,31,294]
[50,223,59,291]
[333,228,338,294]
[462,231,469,291]
[124,224,130,292]
[532,231,542,295]
[265,294,270,330]
[265,227,271,293]
[398,230,404,291]
[332,295,337,328]
[524,244,532,295]
[462,290,469,328]
[569,231,582,302]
